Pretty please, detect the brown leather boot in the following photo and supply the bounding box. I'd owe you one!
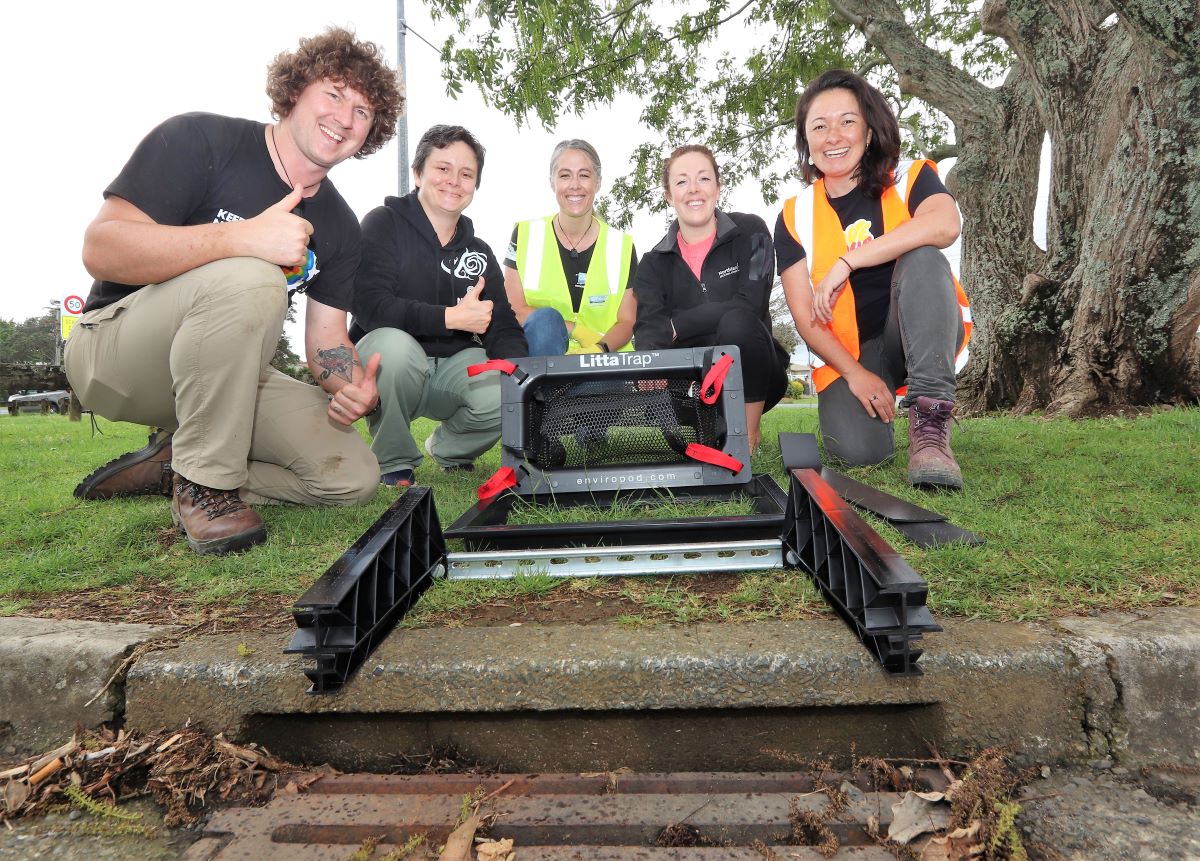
[907,396,963,490]
[74,430,173,499]
[171,474,266,555]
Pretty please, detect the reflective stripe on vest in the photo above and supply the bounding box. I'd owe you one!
[515,217,634,351]
[781,160,972,393]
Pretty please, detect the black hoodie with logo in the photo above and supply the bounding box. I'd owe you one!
[350,191,527,359]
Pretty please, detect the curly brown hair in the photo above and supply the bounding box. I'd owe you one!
[793,69,900,199]
[266,27,405,159]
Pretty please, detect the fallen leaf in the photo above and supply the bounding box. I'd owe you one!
[2,780,30,813]
[438,814,480,861]
[476,837,515,861]
[917,820,985,860]
[888,791,952,844]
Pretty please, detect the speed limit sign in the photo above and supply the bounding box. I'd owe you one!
[63,295,85,315]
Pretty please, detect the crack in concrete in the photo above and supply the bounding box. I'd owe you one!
[1099,643,1127,762]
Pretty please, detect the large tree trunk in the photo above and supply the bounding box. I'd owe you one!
[977,0,1200,414]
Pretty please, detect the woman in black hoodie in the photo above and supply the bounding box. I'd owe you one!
[351,125,527,487]
[633,144,788,453]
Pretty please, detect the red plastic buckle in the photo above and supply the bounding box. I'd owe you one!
[477,467,519,500]
[700,353,735,404]
[685,443,743,474]
[467,359,517,377]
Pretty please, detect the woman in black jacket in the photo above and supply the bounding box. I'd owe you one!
[633,144,788,452]
[351,125,527,487]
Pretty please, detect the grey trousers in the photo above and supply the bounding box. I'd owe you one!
[356,327,501,473]
[64,258,378,505]
[817,246,964,466]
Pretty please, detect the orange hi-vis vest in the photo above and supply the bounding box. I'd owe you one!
[781,159,972,393]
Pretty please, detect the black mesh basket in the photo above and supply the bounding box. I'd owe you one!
[494,347,752,495]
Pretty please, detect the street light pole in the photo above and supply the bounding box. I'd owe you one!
[397,0,410,196]
[50,300,62,367]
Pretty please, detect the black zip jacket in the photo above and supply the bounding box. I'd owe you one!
[350,191,527,359]
[633,210,775,349]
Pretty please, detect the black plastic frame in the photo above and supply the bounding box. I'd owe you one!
[783,468,940,675]
[498,346,752,495]
[286,488,446,694]
[445,474,787,551]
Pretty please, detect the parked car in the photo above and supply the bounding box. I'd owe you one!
[7,389,71,414]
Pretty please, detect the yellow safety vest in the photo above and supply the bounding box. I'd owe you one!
[781,160,972,393]
[515,217,634,351]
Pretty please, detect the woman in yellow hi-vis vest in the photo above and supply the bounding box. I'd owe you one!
[776,70,972,489]
[503,140,638,355]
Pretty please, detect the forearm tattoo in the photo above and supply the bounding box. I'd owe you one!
[315,345,354,383]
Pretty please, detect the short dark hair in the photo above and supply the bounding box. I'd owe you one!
[661,144,720,194]
[412,125,486,188]
[266,27,405,159]
[793,69,900,199]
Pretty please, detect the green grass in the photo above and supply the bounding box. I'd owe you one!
[0,407,1197,624]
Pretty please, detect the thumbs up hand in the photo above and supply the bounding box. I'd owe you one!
[445,277,493,334]
[243,185,314,267]
[328,352,382,426]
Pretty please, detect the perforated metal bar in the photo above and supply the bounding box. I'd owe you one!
[286,488,446,694]
[446,539,783,580]
[783,468,940,675]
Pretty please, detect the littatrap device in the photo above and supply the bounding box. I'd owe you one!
[470,346,752,498]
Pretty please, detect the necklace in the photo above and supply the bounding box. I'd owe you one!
[554,215,596,259]
[269,125,320,195]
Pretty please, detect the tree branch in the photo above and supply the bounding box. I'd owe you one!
[544,0,760,90]
[829,0,996,126]
[1103,0,1199,65]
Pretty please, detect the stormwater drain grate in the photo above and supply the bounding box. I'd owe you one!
[187,770,948,859]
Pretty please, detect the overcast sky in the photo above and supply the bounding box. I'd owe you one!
[5,2,1029,355]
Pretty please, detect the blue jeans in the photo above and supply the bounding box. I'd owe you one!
[523,307,569,356]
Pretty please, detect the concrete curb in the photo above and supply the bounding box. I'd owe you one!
[3,610,1196,771]
[0,617,177,755]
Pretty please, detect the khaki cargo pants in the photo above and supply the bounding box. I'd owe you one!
[64,258,377,506]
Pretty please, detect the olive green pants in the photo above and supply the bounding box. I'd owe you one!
[356,327,501,473]
[64,258,377,505]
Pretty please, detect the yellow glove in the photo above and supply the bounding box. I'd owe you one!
[566,321,604,354]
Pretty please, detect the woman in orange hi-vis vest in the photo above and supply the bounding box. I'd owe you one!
[776,70,972,489]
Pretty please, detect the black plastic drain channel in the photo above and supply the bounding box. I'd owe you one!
[286,488,445,694]
[784,468,940,675]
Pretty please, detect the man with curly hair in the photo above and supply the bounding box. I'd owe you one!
[67,28,405,555]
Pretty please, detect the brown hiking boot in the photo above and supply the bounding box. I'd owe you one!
[170,474,266,555]
[907,396,963,490]
[74,430,173,499]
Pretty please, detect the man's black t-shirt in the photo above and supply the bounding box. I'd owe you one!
[84,112,361,313]
[503,225,638,314]
[773,163,950,341]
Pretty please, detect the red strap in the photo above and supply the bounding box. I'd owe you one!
[685,443,743,473]
[467,359,517,377]
[477,467,518,499]
[700,353,734,404]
